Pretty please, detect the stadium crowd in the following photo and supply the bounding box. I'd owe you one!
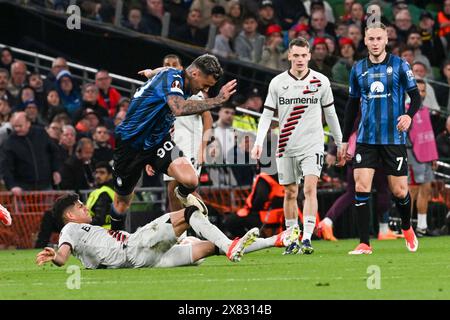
[1,0,450,243]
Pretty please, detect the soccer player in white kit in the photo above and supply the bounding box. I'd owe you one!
[252,38,343,254]
[36,193,274,269]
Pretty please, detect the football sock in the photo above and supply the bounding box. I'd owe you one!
[394,193,412,230]
[302,215,316,241]
[188,210,231,253]
[355,192,371,246]
[285,218,298,229]
[110,205,126,221]
[417,213,427,230]
[244,236,276,253]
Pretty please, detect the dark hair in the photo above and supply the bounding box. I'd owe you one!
[289,37,310,51]
[95,161,113,174]
[191,54,223,81]
[399,45,414,56]
[163,54,182,64]
[52,193,79,226]
[415,78,426,85]
[242,13,258,22]
[412,61,427,70]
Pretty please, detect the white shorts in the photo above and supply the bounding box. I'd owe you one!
[276,153,323,185]
[126,213,179,268]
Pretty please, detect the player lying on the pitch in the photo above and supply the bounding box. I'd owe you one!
[35,193,282,269]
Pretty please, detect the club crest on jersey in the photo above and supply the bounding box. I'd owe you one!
[170,80,183,94]
[387,66,393,75]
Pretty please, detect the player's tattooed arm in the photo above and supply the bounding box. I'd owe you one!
[167,79,237,116]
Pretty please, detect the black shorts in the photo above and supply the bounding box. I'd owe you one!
[353,143,408,176]
[113,134,183,196]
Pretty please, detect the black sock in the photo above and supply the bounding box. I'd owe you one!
[178,184,196,197]
[394,193,411,230]
[355,192,371,246]
[110,205,125,221]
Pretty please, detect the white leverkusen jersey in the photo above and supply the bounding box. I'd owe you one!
[265,69,334,157]
[164,92,204,181]
[59,223,130,269]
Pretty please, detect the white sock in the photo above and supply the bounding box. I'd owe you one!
[323,217,333,227]
[302,216,316,241]
[417,213,427,230]
[379,222,389,234]
[244,236,276,253]
[188,210,231,253]
[285,218,298,229]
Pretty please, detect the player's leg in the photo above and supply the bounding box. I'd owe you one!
[167,180,183,211]
[383,146,418,252]
[416,182,432,235]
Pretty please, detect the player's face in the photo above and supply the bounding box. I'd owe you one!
[288,45,311,74]
[163,57,183,70]
[67,200,92,224]
[365,28,388,58]
[190,69,217,94]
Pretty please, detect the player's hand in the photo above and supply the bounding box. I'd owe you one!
[11,187,22,196]
[53,172,61,185]
[138,67,167,79]
[217,79,237,104]
[397,115,412,132]
[145,164,155,176]
[251,145,262,160]
[325,154,336,168]
[36,247,56,266]
[336,143,348,167]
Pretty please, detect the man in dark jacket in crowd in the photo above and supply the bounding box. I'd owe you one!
[1,112,61,194]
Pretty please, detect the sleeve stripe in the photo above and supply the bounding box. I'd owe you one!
[322,101,334,108]
[264,105,276,112]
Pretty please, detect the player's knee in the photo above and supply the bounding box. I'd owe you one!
[392,185,408,199]
[180,175,198,190]
[284,187,298,200]
[303,185,317,199]
[355,183,371,193]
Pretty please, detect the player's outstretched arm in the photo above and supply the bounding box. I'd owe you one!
[252,107,275,160]
[36,245,71,267]
[167,79,237,116]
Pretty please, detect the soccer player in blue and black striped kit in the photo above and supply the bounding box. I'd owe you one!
[339,23,421,254]
[111,54,236,220]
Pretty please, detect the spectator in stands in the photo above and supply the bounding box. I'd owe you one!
[411,62,440,112]
[233,87,262,133]
[309,8,335,39]
[348,23,364,50]
[210,5,227,29]
[16,85,35,110]
[260,24,286,70]
[324,35,338,66]
[190,0,231,29]
[0,98,12,148]
[46,120,63,145]
[407,30,432,72]
[392,0,408,18]
[0,68,13,103]
[387,24,399,51]
[394,9,417,44]
[227,132,257,186]
[228,0,243,32]
[419,10,446,68]
[75,109,103,137]
[272,0,307,31]
[257,0,279,36]
[171,8,208,47]
[95,69,121,118]
[114,109,127,127]
[304,0,335,24]
[309,37,332,78]
[79,0,102,21]
[28,72,46,117]
[7,61,27,99]
[123,6,150,33]
[60,137,95,191]
[407,79,440,237]
[399,45,415,65]
[92,124,113,163]
[331,37,356,85]
[142,0,166,35]
[56,70,81,118]
[45,89,67,123]
[73,83,109,124]
[1,112,61,194]
[58,124,77,163]
[22,100,46,128]
[340,0,354,23]
[0,48,14,71]
[435,60,450,113]
[86,161,117,229]
[346,2,365,28]
[437,0,450,50]
[163,0,192,26]
[436,116,450,158]
[212,18,237,58]
[43,57,69,92]
[213,102,237,163]
[234,14,265,63]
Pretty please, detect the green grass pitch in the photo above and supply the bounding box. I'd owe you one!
[1,237,449,300]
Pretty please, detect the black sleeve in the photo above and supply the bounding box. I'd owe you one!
[406,88,421,119]
[342,97,360,142]
[90,192,112,226]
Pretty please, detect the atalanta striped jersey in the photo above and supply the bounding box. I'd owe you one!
[264,69,334,157]
[349,54,417,145]
[115,68,185,150]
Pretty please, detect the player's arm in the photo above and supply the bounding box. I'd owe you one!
[167,79,237,116]
[252,106,275,160]
[321,80,343,148]
[138,67,167,79]
[36,244,71,267]
[397,88,421,132]
[199,111,213,165]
